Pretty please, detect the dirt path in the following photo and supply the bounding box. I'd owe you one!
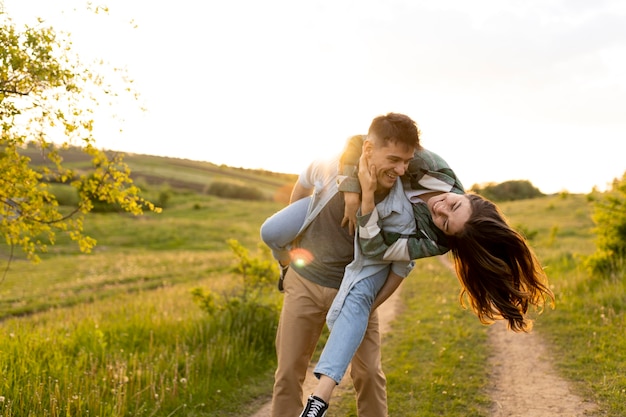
[487,320,597,416]
[250,260,598,417]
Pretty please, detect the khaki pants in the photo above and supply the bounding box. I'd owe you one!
[271,268,387,417]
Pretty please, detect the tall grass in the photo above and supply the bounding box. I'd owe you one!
[0,193,284,416]
[0,276,280,416]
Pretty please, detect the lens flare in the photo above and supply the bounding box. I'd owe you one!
[289,248,314,267]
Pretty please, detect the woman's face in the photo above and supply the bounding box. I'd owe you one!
[427,193,472,235]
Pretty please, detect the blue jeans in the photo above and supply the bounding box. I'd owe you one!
[259,196,311,264]
[313,266,388,383]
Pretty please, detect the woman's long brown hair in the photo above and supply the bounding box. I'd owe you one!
[447,194,555,332]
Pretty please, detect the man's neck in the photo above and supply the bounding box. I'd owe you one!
[374,189,391,204]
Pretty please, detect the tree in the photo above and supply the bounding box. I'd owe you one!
[587,171,626,276]
[471,180,544,202]
[1,8,159,266]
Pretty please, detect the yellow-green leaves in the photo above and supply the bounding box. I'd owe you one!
[1,11,159,266]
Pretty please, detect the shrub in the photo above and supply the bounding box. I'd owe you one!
[471,180,544,202]
[157,189,172,209]
[190,239,280,381]
[586,171,626,276]
[207,181,267,201]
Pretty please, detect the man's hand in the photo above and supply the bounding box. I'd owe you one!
[358,153,377,194]
[341,192,360,235]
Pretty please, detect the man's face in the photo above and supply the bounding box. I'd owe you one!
[366,134,415,192]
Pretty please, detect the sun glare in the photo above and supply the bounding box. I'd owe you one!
[289,248,315,267]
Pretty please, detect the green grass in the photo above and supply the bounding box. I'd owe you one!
[538,235,626,415]
[0,192,286,416]
[1,184,625,416]
[0,280,279,416]
[1,194,283,319]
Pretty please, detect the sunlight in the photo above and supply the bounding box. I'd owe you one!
[289,248,315,267]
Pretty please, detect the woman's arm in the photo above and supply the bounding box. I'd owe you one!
[359,206,450,261]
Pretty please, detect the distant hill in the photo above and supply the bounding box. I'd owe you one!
[20,146,298,204]
[20,146,553,204]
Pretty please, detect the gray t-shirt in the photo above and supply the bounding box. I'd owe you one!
[293,192,354,289]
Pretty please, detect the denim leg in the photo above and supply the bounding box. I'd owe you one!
[259,196,311,264]
[314,268,388,383]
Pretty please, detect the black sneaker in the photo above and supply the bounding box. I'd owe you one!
[298,395,328,417]
[278,264,289,292]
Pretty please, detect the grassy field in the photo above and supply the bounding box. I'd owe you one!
[19,147,297,204]
[1,154,625,416]
[0,184,287,416]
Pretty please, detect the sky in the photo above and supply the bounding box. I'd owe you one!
[4,0,626,194]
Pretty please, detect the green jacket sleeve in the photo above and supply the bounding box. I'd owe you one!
[358,204,450,261]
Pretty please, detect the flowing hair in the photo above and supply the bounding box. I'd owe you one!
[447,194,555,332]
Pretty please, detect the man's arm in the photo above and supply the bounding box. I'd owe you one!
[289,181,314,204]
[371,270,403,311]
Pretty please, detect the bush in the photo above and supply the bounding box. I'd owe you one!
[587,172,626,276]
[471,180,544,202]
[191,291,279,369]
[190,239,280,379]
[207,181,268,201]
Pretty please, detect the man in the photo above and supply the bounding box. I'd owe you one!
[261,113,419,417]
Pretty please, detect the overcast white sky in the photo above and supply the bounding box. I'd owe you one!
[5,0,626,194]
